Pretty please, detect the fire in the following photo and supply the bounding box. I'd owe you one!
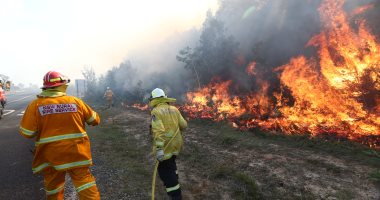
[182,0,380,148]
[246,61,257,76]
[183,79,247,121]
[131,103,149,111]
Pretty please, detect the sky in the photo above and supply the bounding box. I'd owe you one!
[0,0,218,87]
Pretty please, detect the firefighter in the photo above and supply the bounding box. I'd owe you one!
[19,71,101,200]
[149,88,187,200]
[103,87,114,108]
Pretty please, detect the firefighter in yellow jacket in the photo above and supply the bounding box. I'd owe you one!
[19,71,101,200]
[149,88,187,200]
[103,87,114,108]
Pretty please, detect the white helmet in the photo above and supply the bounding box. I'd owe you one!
[107,87,110,90]
[150,88,166,100]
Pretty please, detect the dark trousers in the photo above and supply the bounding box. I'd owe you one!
[158,156,182,199]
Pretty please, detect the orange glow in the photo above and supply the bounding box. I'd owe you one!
[246,61,257,76]
[182,0,380,148]
[131,103,149,111]
[351,3,375,16]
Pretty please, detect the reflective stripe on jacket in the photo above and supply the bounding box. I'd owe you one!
[19,90,100,174]
[150,97,187,160]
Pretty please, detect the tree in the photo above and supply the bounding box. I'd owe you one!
[82,67,98,100]
[177,11,239,87]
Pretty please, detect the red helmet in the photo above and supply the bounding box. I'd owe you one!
[42,71,70,89]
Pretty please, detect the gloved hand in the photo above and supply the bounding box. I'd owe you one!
[156,149,164,162]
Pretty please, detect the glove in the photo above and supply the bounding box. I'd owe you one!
[156,149,164,162]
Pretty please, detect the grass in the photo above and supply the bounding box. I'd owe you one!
[211,166,262,199]
[88,119,154,199]
[333,189,355,200]
[191,119,380,168]
[181,139,263,199]
[304,158,342,174]
[180,121,263,199]
[216,127,243,146]
[188,119,380,199]
[87,107,380,199]
[369,171,380,188]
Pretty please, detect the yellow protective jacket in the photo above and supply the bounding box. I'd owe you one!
[19,90,100,174]
[104,90,114,100]
[150,97,187,160]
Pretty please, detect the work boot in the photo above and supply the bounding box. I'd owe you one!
[169,190,182,200]
[170,195,182,200]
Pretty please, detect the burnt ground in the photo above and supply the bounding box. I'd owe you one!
[64,107,380,200]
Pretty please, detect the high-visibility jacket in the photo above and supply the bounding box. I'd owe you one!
[150,97,187,160]
[19,90,100,174]
[104,90,113,100]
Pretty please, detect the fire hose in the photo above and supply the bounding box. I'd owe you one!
[151,129,180,200]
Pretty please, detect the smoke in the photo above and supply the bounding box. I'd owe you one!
[361,0,380,35]
[180,0,379,95]
[127,28,200,99]
[90,0,379,104]
[216,1,319,66]
[89,28,200,102]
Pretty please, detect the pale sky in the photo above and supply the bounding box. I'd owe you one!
[0,0,218,86]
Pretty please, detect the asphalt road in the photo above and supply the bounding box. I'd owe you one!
[0,90,44,200]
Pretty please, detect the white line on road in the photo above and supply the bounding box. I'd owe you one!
[3,110,15,116]
[8,95,34,103]
[17,111,25,116]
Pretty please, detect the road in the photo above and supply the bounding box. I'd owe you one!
[0,90,44,200]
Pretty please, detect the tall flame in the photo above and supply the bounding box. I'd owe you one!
[182,0,380,148]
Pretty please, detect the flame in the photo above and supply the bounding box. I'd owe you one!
[246,61,257,76]
[183,79,247,120]
[182,0,380,148]
[131,103,149,111]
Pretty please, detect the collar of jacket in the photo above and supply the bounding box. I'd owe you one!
[149,97,176,107]
[38,90,66,98]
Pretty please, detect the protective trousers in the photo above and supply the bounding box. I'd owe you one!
[106,98,113,108]
[158,156,182,200]
[43,167,100,200]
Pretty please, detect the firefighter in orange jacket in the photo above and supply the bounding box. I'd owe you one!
[19,71,101,200]
[150,88,187,200]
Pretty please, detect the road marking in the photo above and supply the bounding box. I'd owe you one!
[8,95,34,103]
[17,111,25,116]
[3,110,15,116]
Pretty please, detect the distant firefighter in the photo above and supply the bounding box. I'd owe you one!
[103,87,114,108]
[19,71,101,200]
